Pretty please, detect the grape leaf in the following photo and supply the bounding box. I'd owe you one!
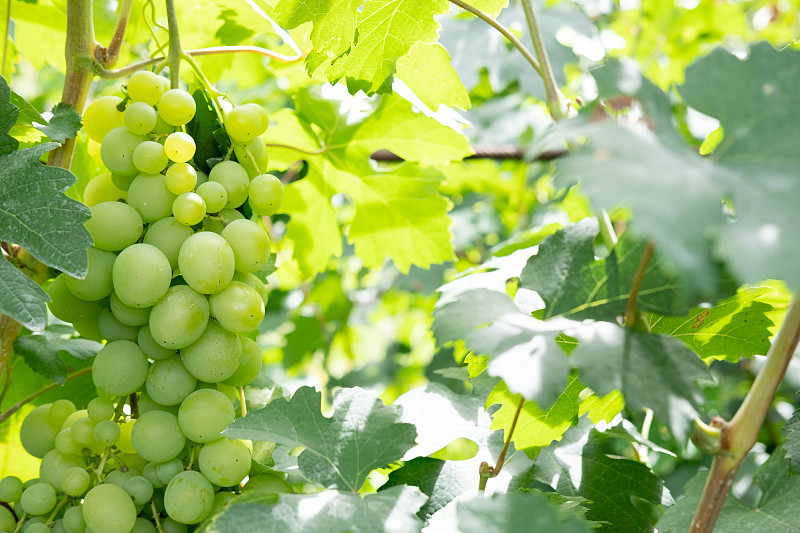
[782,409,800,474]
[224,386,417,491]
[578,429,664,533]
[0,257,49,331]
[13,327,101,383]
[395,43,470,111]
[33,103,81,144]
[520,219,690,320]
[274,0,360,63]
[209,486,426,533]
[570,323,709,442]
[187,89,224,174]
[648,286,775,363]
[9,90,46,145]
[0,78,20,155]
[532,417,593,495]
[215,9,254,46]
[658,450,800,532]
[456,491,592,533]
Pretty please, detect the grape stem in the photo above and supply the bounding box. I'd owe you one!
[95,0,134,68]
[520,0,569,120]
[0,366,92,425]
[150,499,165,533]
[478,396,524,491]
[165,0,182,89]
[11,511,25,533]
[624,241,655,328]
[45,495,69,524]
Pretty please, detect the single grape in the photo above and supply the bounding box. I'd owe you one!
[242,472,293,494]
[83,95,125,142]
[248,174,283,216]
[222,336,262,387]
[109,291,151,326]
[69,417,96,447]
[195,181,227,213]
[25,522,50,533]
[133,141,169,174]
[93,419,121,447]
[83,173,127,206]
[142,217,194,271]
[178,232,235,294]
[131,410,186,463]
[127,71,165,106]
[54,427,82,456]
[177,388,235,443]
[92,340,149,396]
[40,449,86,491]
[97,306,140,342]
[111,172,137,191]
[65,247,116,301]
[72,314,104,341]
[243,103,268,135]
[164,163,197,195]
[137,325,178,361]
[220,219,271,273]
[105,467,140,489]
[20,403,60,459]
[100,126,145,176]
[84,201,143,251]
[208,282,265,333]
[172,192,206,226]
[83,483,137,533]
[198,437,251,487]
[87,397,115,422]
[149,285,209,349]
[63,505,86,533]
[138,390,179,417]
[47,399,76,427]
[132,517,158,533]
[0,476,23,502]
[124,101,158,135]
[158,89,196,126]
[112,243,172,308]
[142,462,164,489]
[208,161,249,208]
[46,275,105,324]
[124,476,154,505]
[146,356,198,406]
[164,471,214,525]
[127,173,178,223]
[155,458,183,486]
[232,272,268,306]
[225,105,261,143]
[180,321,242,384]
[0,505,15,532]
[164,132,196,163]
[61,466,90,497]
[20,482,57,515]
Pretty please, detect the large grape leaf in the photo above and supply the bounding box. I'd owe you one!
[33,103,81,144]
[658,451,800,532]
[0,78,19,154]
[13,325,102,384]
[648,286,775,363]
[225,386,417,491]
[209,486,426,533]
[0,257,49,331]
[274,0,360,63]
[520,219,690,321]
[395,43,470,111]
[570,323,709,442]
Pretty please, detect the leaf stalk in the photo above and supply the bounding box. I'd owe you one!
[520,0,569,120]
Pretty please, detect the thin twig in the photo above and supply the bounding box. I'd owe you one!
[95,0,134,68]
[520,0,569,120]
[623,242,655,328]
[479,396,525,490]
[448,0,541,77]
[0,366,93,425]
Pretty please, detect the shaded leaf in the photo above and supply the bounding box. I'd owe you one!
[13,327,102,383]
[0,77,20,155]
[34,103,81,143]
[0,256,49,331]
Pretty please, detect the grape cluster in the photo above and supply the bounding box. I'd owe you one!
[5,71,292,532]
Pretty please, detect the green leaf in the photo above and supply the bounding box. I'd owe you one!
[570,324,709,442]
[579,429,664,533]
[0,77,20,155]
[9,90,45,145]
[209,486,427,533]
[658,451,800,532]
[225,386,417,491]
[13,327,102,384]
[0,256,49,331]
[274,0,360,64]
[532,418,593,495]
[215,8,255,46]
[187,89,224,174]
[782,409,800,474]
[395,43,470,111]
[341,0,449,94]
[648,286,775,363]
[468,0,508,17]
[455,491,592,533]
[34,103,81,143]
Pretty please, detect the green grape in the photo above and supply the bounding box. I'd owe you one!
[172,192,206,226]
[149,285,209,349]
[248,174,283,216]
[177,388,235,443]
[21,482,57,515]
[142,217,194,271]
[40,449,85,491]
[111,172,137,191]
[124,476,154,505]
[20,403,60,458]
[161,517,188,533]
[155,459,183,485]
[25,522,49,533]
[87,397,115,422]
[130,518,157,533]
[138,390,179,417]
[124,102,158,135]
[133,141,169,174]
[63,505,86,533]
[127,173,178,223]
[62,409,90,429]
[202,208,245,234]
[127,71,165,106]
[82,483,137,533]
[225,105,261,143]
[101,127,145,176]
[220,219,271,273]
[0,476,23,502]
[153,113,174,136]
[146,356,198,406]
[55,428,82,456]
[164,132,196,163]
[234,137,269,179]
[65,247,116,301]
[97,307,139,342]
[164,163,197,195]
[83,173,127,206]
[158,89,196,126]
[47,275,105,324]
[243,103,268,135]
[61,466,90,497]
[48,399,76,427]
[83,96,125,142]
[178,232,235,294]
[222,336,262,387]
[92,340,149,396]
[131,410,185,463]
[110,291,151,326]
[0,505,15,532]
[180,321,242,383]
[142,462,164,489]
[105,468,139,489]
[112,243,172,308]
[93,419,121,447]
[72,315,104,341]
[85,201,143,251]
[70,417,96,447]
[137,325,178,361]
[195,181,227,213]
[198,437,251,487]
[208,282,265,333]
[242,473,293,494]
[208,161,249,208]
[164,471,214,525]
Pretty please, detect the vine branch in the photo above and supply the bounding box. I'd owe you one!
[95,0,134,68]
[624,241,654,328]
[165,0,182,89]
[520,0,569,120]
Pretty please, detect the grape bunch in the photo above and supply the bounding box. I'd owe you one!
[3,71,292,532]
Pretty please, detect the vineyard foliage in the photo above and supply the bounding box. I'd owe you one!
[2,0,800,531]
